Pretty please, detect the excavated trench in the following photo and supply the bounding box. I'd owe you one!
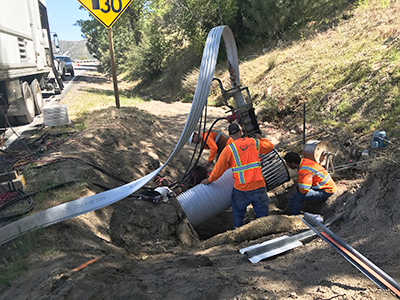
[105,149,302,252]
[104,160,400,264]
[106,179,299,256]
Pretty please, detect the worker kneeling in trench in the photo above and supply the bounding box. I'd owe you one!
[201,123,274,229]
[281,151,337,215]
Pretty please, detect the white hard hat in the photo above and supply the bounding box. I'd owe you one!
[188,132,195,144]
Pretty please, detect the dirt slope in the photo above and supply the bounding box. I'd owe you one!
[0,71,400,300]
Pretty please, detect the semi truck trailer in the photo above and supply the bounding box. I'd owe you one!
[0,0,64,126]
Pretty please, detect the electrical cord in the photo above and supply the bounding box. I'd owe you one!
[169,116,228,189]
[0,190,34,221]
[0,122,79,172]
[0,180,81,221]
[0,96,32,155]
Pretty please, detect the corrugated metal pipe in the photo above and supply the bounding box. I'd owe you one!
[177,149,290,227]
[260,149,291,191]
[177,169,234,227]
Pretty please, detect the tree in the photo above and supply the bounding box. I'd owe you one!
[76,1,147,71]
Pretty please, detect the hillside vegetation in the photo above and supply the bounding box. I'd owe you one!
[77,0,400,146]
[59,40,94,60]
[176,1,400,142]
[78,0,354,85]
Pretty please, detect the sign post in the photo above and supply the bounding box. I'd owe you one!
[107,27,120,108]
[77,0,133,108]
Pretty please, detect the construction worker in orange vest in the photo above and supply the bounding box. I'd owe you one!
[282,151,337,215]
[201,123,274,228]
[188,129,233,167]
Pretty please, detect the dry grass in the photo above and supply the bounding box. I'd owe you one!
[178,0,400,137]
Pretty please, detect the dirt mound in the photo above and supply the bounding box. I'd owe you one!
[2,72,400,299]
[4,162,399,300]
[335,162,400,272]
[109,197,199,254]
[343,162,400,229]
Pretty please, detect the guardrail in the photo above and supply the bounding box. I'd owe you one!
[73,59,99,63]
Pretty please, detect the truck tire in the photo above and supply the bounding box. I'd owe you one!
[30,79,43,115]
[52,65,64,92]
[17,81,35,125]
[70,69,75,77]
[61,67,66,81]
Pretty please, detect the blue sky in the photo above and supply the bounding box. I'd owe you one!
[46,1,91,41]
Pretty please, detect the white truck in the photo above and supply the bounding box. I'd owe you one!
[0,0,64,126]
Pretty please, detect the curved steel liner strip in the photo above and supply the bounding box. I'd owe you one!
[0,26,240,246]
[177,169,234,227]
[301,213,400,297]
[260,149,291,191]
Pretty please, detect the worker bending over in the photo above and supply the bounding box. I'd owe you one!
[201,123,274,228]
[188,129,233,167]
[283,152,337,215]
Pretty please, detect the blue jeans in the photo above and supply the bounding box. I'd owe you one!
[232,187,269,228]
[286,189,332,215]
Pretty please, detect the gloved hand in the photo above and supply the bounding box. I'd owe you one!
[201,178,209,185]
[204,161,213,168]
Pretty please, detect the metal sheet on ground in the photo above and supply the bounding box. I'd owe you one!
[240,212,344,263]
[0,26,242,246]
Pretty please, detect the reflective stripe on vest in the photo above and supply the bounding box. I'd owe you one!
[298,182,312,190]
[214,130,222,143]
[210,129,228,143]
[299,165,333,190]
[254,138,259,152]
[229,138,261,184]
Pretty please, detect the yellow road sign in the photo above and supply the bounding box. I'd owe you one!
[77,0,134,28]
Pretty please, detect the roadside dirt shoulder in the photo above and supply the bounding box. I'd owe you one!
[1,71,399,300]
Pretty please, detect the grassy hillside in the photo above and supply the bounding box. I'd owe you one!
[59,40,94,61]
[175,0,400,141]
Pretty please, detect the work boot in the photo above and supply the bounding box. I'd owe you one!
[276,207,291,215]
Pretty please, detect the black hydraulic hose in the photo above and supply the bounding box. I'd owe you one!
[212,78,235,111]
[31,157,130,185]
[170,116,228,188]
[172,112,206,188]
[0,180,81,221]
[80,160,130,184]
[0,190,34,221]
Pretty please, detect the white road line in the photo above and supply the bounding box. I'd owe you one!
[2,69,88,150]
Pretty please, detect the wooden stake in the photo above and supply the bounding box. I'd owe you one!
[107,27,120,108]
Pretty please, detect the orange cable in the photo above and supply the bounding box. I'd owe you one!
[71,256,102,272]
[320,232,400,297]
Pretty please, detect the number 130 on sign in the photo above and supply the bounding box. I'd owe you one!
[78,0,133,28]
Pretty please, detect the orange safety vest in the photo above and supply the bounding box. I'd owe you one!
[208,136,274,191]
[201,129,233,162]
[228,137,264,188]
[298,158,337,194]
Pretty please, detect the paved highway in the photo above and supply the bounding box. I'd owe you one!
[2,63,96,149]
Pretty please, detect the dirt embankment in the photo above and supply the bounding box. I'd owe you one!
[1,71,400,300]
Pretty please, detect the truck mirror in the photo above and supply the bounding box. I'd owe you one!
[53,33,60,53]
